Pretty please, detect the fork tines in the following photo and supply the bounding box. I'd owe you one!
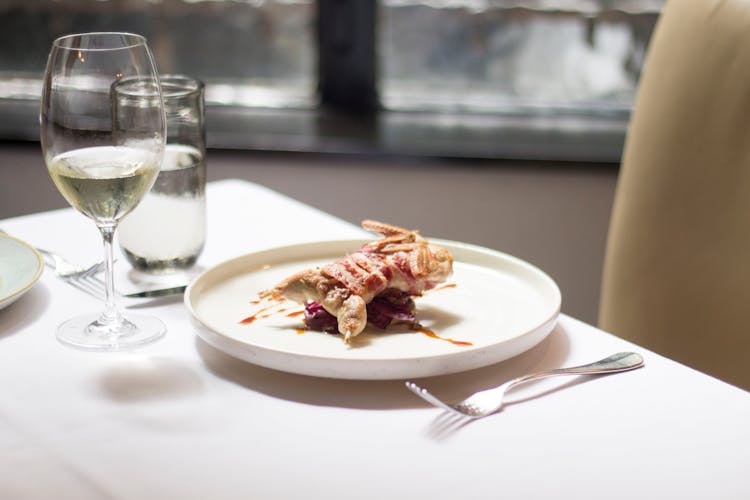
[64,274,106,300]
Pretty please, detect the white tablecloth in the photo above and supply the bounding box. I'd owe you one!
[1,179,748,499]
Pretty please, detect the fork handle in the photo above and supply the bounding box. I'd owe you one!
[509,352,644,388]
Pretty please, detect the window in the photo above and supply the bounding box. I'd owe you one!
[0,0,663,161]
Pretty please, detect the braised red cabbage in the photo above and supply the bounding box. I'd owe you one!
[303,289,416,334]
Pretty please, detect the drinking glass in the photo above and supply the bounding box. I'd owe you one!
[118,75,206,273]
[40,32,167,350]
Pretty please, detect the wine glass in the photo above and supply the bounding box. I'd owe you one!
[40,32,167,350]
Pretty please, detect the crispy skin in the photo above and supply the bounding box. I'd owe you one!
[259,221,453,342]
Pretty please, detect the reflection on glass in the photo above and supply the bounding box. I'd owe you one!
[379,0,664,115]
[0,0,315,108]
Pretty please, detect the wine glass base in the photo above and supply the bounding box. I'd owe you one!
[56,313,166,351]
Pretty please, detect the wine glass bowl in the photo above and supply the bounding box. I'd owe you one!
[40,32,167,350]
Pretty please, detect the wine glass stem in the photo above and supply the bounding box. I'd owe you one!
[98,224,121,326]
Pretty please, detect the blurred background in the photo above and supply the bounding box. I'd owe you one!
[0,0,664,324]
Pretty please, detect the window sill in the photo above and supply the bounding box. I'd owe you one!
[1,98,626,163]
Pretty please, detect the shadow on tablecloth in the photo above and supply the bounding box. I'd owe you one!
[194,321,572,410]
[0,282,51,340]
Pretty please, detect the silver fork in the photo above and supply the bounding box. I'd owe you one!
[61,269,108,299]
[39,245,179,301]
[36,247,105,280]
[0,229,104,281]
[405,352,644,419]
[0,229,108,298]
[37,247,109,300]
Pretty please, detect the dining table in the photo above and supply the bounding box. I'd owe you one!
[1,178,748,500]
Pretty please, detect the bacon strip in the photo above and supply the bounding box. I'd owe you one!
[259,220,453,343]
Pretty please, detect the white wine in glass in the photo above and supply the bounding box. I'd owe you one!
[40,32,167,350]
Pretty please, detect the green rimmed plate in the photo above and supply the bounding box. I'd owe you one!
[0,234,44,310]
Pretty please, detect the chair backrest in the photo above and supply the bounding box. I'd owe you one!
[599,0,750,390]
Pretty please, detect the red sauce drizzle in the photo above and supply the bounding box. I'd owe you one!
[430,283,457,292]
[240,300,305,326]
[241,293,470,347]
[415,327,472,347]
[239,303,283,325]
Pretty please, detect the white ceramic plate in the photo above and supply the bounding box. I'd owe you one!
[186,239,561,380]
[0,234,44,310]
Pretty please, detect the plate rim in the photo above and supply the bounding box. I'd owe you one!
[0,233,44,308]
[185,238,561,379]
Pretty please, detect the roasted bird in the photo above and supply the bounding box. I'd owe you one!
[259,220,453,342]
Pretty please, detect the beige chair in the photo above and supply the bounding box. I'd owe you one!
[599,0,750,390]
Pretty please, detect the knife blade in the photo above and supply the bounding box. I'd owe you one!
[124,285,187,299]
